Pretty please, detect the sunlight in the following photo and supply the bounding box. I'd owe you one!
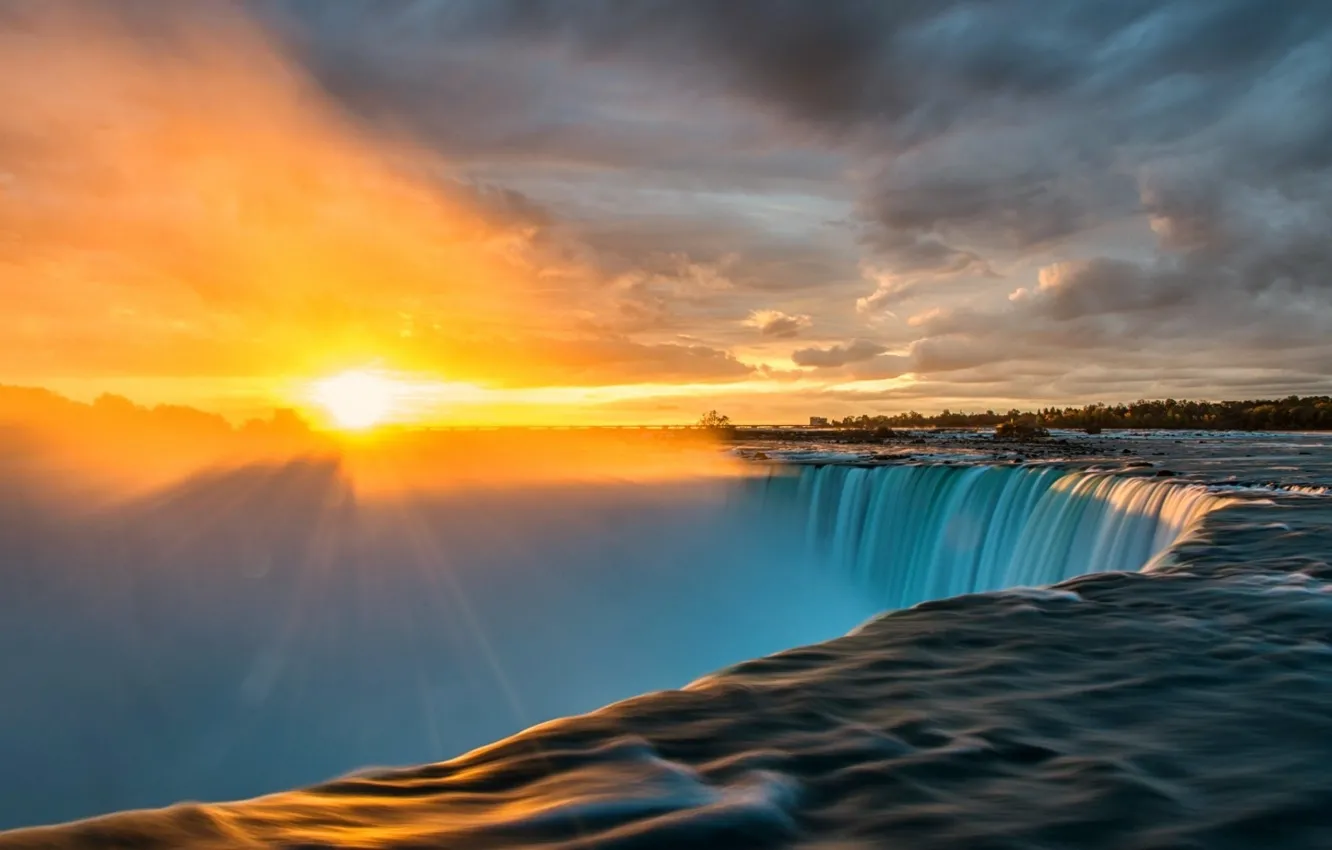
[310,369,404,430]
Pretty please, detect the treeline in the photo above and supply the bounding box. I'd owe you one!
[0,385,317,443]
[831,396,1332,431]
[0,385,331,489]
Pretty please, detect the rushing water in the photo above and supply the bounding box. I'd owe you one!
[8,446,1332,846]
[0,458,1236,832]
[755,464,1227,608]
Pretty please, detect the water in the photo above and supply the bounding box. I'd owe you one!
[3,439,1332,846]
[0,464,873,827]
[755,464,1225,607]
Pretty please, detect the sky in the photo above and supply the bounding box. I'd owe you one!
[2,0,1331,425]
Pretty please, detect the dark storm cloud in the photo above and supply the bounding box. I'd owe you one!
[257,0,1332,258]
[252,0,845,189]
[259,0,1103,151]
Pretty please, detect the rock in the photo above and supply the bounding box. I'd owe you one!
[753,451,769,461]
[1155,469,1177,477]
[995,420,1049,439]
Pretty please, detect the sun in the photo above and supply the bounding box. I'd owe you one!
[310,369,402,431]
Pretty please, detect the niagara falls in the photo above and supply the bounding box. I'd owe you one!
[5,424,1332,847]
[4,1,1332,847]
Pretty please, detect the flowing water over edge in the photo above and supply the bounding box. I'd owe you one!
[755,463,1229,608]
[5,455,1332,847]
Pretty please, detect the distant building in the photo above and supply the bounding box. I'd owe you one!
[809,416,830,427]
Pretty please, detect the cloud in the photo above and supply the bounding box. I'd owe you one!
[1007,258,1194,320]
[859,231,996,280]
[10,0,1332,412]
[792,339,888,368]
[855,261,997,314]
[0,3,577,384]
[395,333,756,387]
[253,2,1332,374]
[0,4,775,393]
[905,335,1007,375]
[744,310,812,338]
[845,354,912,380]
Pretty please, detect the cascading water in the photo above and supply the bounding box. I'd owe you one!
[748,463,1228,610]
[0,458,1233,828]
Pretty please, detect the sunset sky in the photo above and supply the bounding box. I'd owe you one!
[3,1,1331,425]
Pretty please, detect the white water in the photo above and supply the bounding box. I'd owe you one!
[749,464,1227,609]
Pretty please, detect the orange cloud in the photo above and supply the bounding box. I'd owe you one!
[0,4,541,386]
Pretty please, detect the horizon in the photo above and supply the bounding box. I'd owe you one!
[3,2,1331,424]
[6,382,1332,431]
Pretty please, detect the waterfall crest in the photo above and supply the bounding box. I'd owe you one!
[753,464,1227,610]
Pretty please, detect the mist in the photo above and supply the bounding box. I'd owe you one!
[0,422,874,829]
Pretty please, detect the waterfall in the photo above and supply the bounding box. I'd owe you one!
[754,463,1227,610]
[0,460,1232,827]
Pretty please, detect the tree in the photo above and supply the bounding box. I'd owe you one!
[824,394,1332,432]
[697,410,732,429]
